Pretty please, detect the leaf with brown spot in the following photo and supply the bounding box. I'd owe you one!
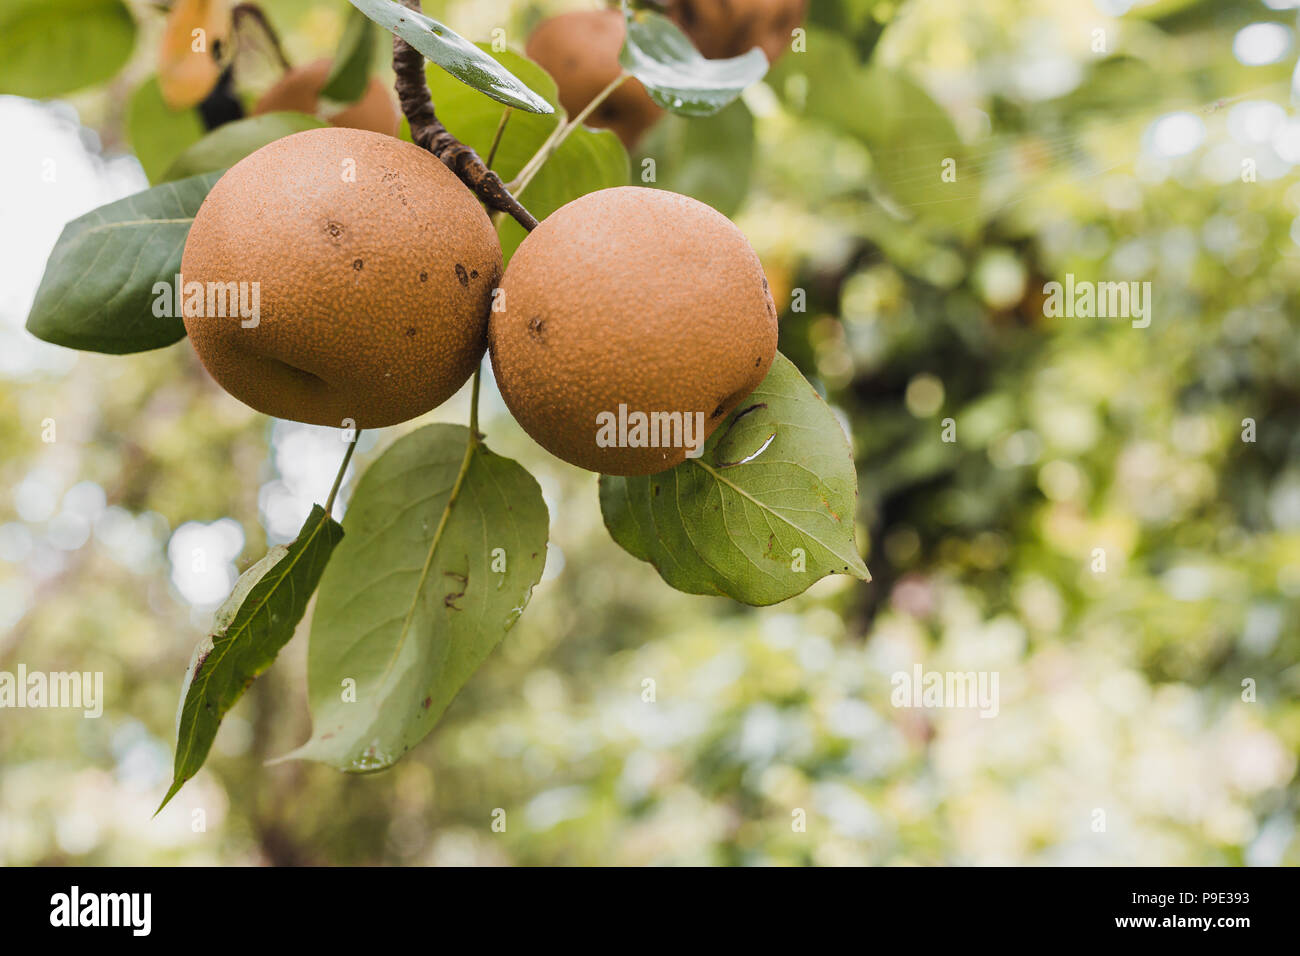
[281,425,548,772]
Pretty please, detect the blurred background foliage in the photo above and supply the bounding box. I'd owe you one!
[2,0,1299,865]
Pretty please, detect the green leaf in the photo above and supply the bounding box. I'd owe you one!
[321,4,376,103]
[414,47,559,172]
[600,353,869,606]
[158,505,344,813]
[769,29,980,232]
[345,0,552,113]
[26,171,223,354]
[126,76,207,184]
[0,0,135,99]
[766,28,865,136]
[160,111,327,183]
[619,6,768,116]
[637,98,755,217]
[855,65,980,230]
[282,424,549,772]
[419,47,628,264]
[806,0,893,60]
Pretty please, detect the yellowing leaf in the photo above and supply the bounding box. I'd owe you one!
[158,0,231,109]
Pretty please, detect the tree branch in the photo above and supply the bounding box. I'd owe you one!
[392,0,538,231]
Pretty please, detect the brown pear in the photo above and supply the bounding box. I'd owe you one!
[669,0,808,63]
[489,186,778,475]
[254,58,401,137]
[526,10,663,150]
[181,127,501,428]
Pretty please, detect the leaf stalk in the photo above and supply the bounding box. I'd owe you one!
[325,429,360,515]
[508,72,631,199]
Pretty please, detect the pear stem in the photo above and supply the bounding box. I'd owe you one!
[485,108,512,169]
[468,364,483,445]
[324,430,359,516]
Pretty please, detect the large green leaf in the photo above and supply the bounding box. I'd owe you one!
[321,3,376,103]
[158,505,344,812]
[346,0,552,113]
[283,425,549,772]
[637,98,755,217]
[0,0,135,99]
[26,171,223,354]
[160,112,327,182]
[126,76,207,184]
[620,5,768,116]
[420,47,628,264]
[600,353,869,605]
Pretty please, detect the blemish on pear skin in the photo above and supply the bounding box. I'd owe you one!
[527,316,547,341]
[352,258,364,271]
[455,263,469,287]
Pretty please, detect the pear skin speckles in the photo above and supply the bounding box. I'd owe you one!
[489,186,777,475]
[182,127,501,428]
